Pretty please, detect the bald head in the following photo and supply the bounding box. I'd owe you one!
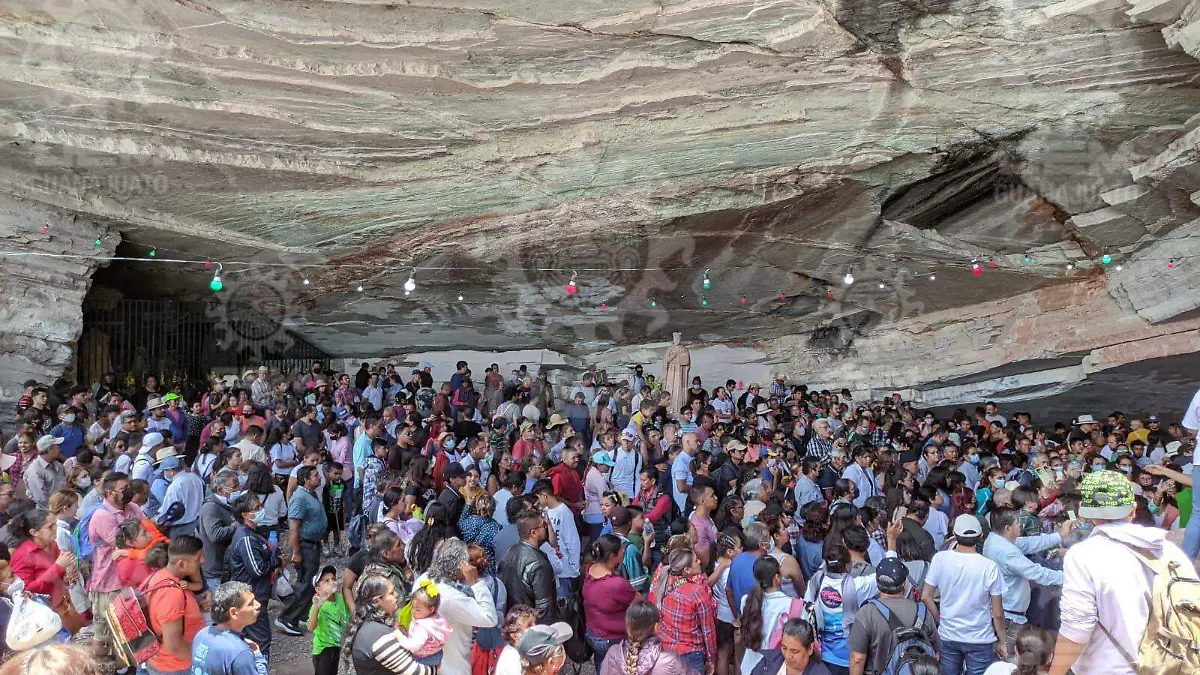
[682,432,699,452]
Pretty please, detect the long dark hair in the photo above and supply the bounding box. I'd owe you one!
[341,575,393,668]
[741,555,781,648]
[1014,626,1052,675]
[589,533,623,567]
[9,508,50,545]
[651,548,695,612]
[824,503,860,552]
[714,496,743,532]
[407,501,454,574]
[801,501,829,543]
[245,461,273,497]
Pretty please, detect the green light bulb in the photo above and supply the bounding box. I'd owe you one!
[1101,253,1112,265]
[700,296,708,306]
[209,276,223,292]
[94,238,102,246]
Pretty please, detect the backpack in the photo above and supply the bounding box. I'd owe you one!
[1095,532,1200,675]
[105,578,182,668]
[561,579,593,664]
[906,561,929,602]
[767,598,817,650]
[72,502,102,562]
[868,599,936,675]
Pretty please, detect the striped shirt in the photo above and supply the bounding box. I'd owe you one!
[350,621,436,675]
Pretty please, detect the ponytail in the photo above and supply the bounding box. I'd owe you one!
[1013,626,1052,675]
[589,534,622,566]
[740,555,781,648]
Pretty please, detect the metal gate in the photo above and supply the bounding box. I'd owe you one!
[78,299,330,396]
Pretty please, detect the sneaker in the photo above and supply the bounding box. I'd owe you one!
[275,619,303,636]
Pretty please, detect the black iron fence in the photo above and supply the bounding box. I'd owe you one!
[78,299,330,397]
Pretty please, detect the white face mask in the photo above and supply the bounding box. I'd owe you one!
[63,414,76,424]
[76,476,92,488]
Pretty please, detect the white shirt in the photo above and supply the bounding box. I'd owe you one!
[1059,522,1195,674]
[711,396,734,421]
[982,664,1016,675]
[362,384,383,411]
[1184,387,1200,462]
[495,645,522,675]
[925,550,1004,644]
[493,489,515,527]
[609,447,641,498]
[269,442,297,477]
[923,509,949,549]
[545,502,580,578]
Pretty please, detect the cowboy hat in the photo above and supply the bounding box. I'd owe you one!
[154,447,180,464]
[146,397,166,410]
[545,414,569,430]
[1074,414,1097,425]
[755,403,771,416]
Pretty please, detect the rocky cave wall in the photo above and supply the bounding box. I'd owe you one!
[1,0,1200,414]
[0,195,115,416]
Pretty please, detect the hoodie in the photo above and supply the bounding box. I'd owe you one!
[1059,521,1196,674]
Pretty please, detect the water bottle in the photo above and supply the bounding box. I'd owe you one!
[268,531,278,549]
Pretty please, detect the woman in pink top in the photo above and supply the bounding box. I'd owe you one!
[326,422,352,469]
[584,451,615,541]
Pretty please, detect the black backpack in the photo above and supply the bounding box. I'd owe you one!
[868,599,936,675]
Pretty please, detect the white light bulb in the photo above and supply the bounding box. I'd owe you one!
[877,282,885,289]
[302,278,310,286]
[356,283,363,292]
[928,274,936,281]
[1066,263,1074,271]
[404,274,416,293]
[457,293,464,301]
[1115,264,1123,271]
[843,272,855,285]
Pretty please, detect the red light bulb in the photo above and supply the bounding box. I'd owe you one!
[41,226,48,233]
[600,303,607,311]
[205,260,212,269]
[826,290,834,299]
[566,281,577,296]
[988,261,997,268]
[740,296,747,305]
[972,267,983,277]
[1167,262,1176,270]
[779,294,786,301]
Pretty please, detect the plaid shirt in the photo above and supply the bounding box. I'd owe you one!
[769,381,788,398]
[806,435,834,465]
[652,576,717,665]
[870,426,889,447]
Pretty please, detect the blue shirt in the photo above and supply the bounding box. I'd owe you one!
[352,433,373,474]
[729,551,764,616]
[50,424,85,458]
[288,487,328,542]
[191,625,267,675]
[161,472,206,526]
[670,451,694,514]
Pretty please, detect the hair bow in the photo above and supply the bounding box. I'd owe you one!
[419,578,440,598]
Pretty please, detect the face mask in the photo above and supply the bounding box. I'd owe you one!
[76,476,91,488]
[446,440,456,449]
[1093,464,1106,472]
[1120,466,1132,474]
[992,478,1003,488]
[968,454,980,465]
[230,490,245,502]
[1148,501,1160,515]
[63,414,76,424]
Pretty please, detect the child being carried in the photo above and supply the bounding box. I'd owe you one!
[395,578,452,666]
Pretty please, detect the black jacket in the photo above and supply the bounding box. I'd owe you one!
[437,486,465,526]
[499,540,557,624]
[749,650,833,675]
[228,524,277,601]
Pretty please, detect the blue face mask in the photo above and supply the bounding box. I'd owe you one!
[968,455,980,465]
[1093,464,1106,472]
[446,440,457,450]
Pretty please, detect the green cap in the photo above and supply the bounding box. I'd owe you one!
[1079,470,1134,520]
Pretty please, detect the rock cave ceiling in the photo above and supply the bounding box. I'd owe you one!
[2,0,1200,379]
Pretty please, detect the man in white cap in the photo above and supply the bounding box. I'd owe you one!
[922,513,1006,674]
[516,622,573,675]
[1049,470,1196,675]
[132,431,165,484]
[25,435,67,508]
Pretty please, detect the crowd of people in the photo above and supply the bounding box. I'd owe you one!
[1,359,1199,675]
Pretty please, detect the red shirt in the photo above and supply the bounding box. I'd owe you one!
[648,575,717,665]
[118,557,153,588]
[11,539,65,607]
[547,464,583,513]
[582,571,636,639]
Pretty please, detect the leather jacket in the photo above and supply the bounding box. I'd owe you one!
[499,540,557,624]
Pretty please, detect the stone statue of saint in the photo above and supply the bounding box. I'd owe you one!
[662,332,691,414]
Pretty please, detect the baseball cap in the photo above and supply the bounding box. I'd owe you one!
[875,558,909,594]
[517,623,574,665]
[157,456,181,471]
[119,410,137,420]
[899,449,921,464]
[142,432,165,449]
[36,436,64,453]
[953,514,983,538]
[619,429,637,442]
[1079,470,1135,520]
[591,451,616,467]
[444,463,467,480]
[1148,415,1160,423]
[1166,441,1183,458]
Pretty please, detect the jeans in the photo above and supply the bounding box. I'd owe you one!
[585,629,619,674]
[556,577,575,600]
[280,540,322,625]
[168,520,199,539]
[1183,464,1200,559]
[681,651,705,673]
[940,639,997,675]
[583,515,605,542]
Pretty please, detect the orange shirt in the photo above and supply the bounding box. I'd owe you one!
[143,568,204,671]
